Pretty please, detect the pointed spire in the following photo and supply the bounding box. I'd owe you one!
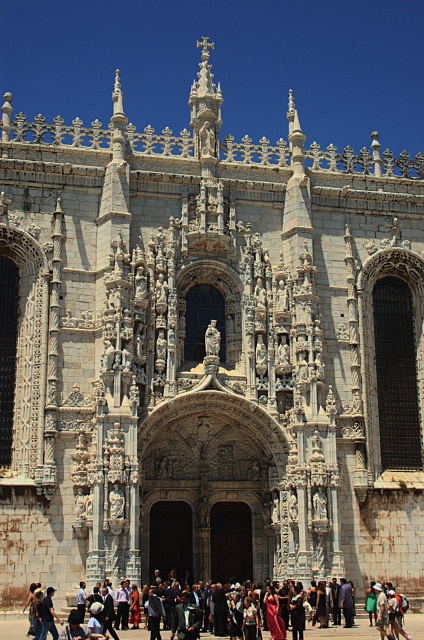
[194,36,216,96]
[112,69,125,118]
[286,89,296,136]
[292,109,303,135]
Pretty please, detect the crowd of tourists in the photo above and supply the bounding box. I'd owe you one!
[22,574,413,640]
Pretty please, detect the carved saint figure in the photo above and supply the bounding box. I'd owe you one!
[135,268,147,299]
[255,335,267,367]
[75,488,87,519]
[277,340,290,365]
[102,339,115,371]
[122,347,132,371]
[198,496,209,528]
[296,357,309,382]
[351,391,362,413]
[136,329,145,358]
[271,495,280,524]
[156,330,167,360]
[313,487,328,521]
[276,280,289,311]
[109,483,125,519]
[86,493,93,519]
[254,277,267,306]
[155,273,169,306]
[289,493,298,521]
[199,121,215,157]
[156,457,168,479]
[205,320,221,356]
[248,459,261,481]
[315,353,325,381]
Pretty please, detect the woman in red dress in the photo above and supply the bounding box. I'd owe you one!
[130,584,141,629]
[264,586,287,640]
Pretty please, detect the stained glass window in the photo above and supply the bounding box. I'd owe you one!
[373,277,422,470]
[0,257,19,467]
[184,283,226,364]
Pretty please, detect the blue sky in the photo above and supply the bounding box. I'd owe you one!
[2,0,424,156]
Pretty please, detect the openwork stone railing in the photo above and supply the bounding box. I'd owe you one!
[8,113,111,149]
[219,134,290,167]
[305,136,424,180]
[3,114,424,180]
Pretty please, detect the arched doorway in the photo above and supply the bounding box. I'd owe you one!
[149,501,193,583]
[210,502,253,582]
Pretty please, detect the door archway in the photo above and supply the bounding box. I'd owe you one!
[210,502,253,583]
[149,501,193,583]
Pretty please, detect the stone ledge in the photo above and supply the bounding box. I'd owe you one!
[374,470,424,490]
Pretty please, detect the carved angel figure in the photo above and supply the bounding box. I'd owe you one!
[313,487,328,521]
[205,320,220,356]
[277,340,290,365]
[271,495,280,524]
[199,121,215,157]
[102,339,115,371]
[109,483,125,519]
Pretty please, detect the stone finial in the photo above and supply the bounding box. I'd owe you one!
[292,109,303,135]
[287,89,295,116]
[194,36,216,97]
[55,193,63,213]
[112,69,125,118]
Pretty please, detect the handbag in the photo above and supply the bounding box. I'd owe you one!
[28,625,36,636]
[257,627,262,640]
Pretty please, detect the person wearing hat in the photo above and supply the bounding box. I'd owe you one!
[373,583,389,640]
[38,587,64,640]
[87,602,107,639]
[58,609,89,640]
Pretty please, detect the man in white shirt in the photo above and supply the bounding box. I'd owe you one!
[76,581,87,621]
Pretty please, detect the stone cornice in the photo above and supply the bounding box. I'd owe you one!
[312,184,424,205]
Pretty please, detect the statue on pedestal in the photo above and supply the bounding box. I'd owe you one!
[205,320,220,356]
[109,484,125,519]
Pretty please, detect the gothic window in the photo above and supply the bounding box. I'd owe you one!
[0,257,19,467]
[184,283,226,363]
[373,277,422,470]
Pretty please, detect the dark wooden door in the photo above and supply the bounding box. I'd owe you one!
[210,502,253,583]
[149,501,193,583]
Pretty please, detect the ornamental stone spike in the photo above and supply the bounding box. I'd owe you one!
[287,89,296,136]
[110,68,128,162]
[112,69,125,118]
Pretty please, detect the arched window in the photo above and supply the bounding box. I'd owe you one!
[184,283,226,363]
[0,256,19,467]
[373,276,422,470]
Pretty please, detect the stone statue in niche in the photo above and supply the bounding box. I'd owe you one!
[205,320,220,356]
[75,488,87,519]
[296,356,309,382]
[156,330,167,360]
[271,495,280,524]
[313,487,328,521]
[254,277,267,306]
[351,391,362,413]
[256,335,267,368]
[199,120,215,157]
[102,339,115,371]
[155,273,169,306]
[198,495,209,528]
[135,268,147,299]
[277,339,290,365]
[156,458,168,479]
[136,329,145,358]
[276,280,289,311]
[288,493,298,521]
[248,459,261,481]
[122,346,132,371]
[109,484,125,519]
[86,492,93,519]
[315,353,325,381]
[227,315,235,334]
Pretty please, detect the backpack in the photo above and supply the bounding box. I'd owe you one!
[400,595,409,613]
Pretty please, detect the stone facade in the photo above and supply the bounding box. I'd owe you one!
[1,38,424,597]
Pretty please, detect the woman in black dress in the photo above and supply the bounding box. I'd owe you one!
[316,582,327,628]
[289,586,305,640]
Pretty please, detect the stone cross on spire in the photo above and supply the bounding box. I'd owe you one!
[197,36,214,57]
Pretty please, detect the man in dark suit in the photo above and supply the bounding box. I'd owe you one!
[101,586,120,640]
[171,592,202,640]
[163,581,178,631]
[211,583,227,637]
[330,578,341,625]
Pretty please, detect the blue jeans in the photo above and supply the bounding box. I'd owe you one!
[33,617,42,640]
[38,621,59,640]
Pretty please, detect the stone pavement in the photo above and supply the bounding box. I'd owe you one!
[0,618,422,640]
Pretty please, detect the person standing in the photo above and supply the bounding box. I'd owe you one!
[374,583,389,640]
[38,587,64,640]
[338,579,353,628]
[87,603,106,639]
[171,591,202,640]
[228,591,243,640]
[330,578,341,626]
[23,583,37,637]
[289,587,305,640]
[115,580,130,631]
[212,583,227,637]
[315,582,327,629]
[365,581,378,627]
[130,584,141,630]
[242,597,260,640]
[32,588,44,640]
[101,586,120,640]
[148,586,166,640]
[387,589,413,640]
[76,582,87,622]
[58,609,89,640]
[264,586,286,640]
